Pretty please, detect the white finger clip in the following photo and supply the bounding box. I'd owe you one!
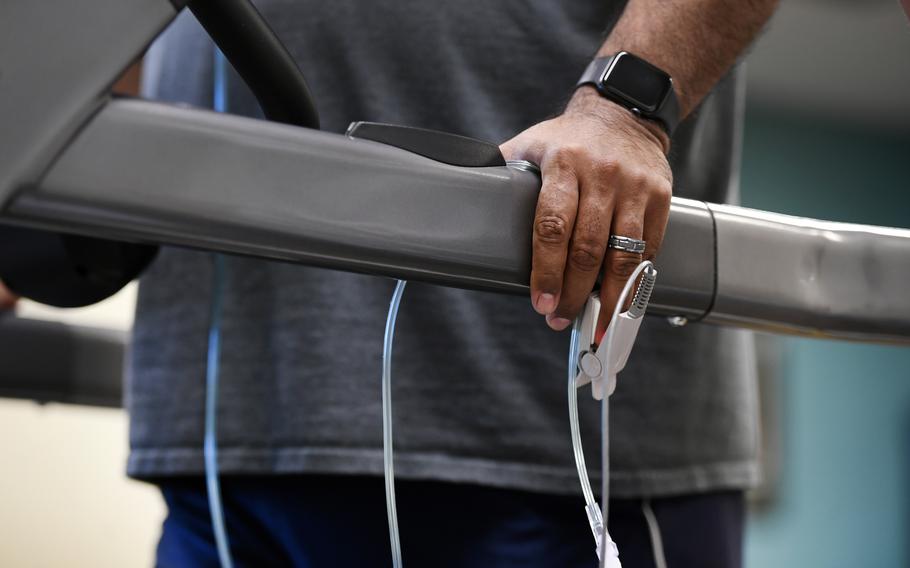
[574,264,658,400]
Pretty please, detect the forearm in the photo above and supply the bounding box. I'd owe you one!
[594,0,778,117]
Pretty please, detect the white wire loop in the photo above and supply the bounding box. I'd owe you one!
[383,280,407,568]
[568,260,654,567]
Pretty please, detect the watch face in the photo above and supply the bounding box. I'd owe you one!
[602,53,671,113]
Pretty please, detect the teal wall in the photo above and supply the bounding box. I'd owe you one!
[740,108,910,568]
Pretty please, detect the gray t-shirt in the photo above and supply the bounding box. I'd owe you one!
[127,0,760,498]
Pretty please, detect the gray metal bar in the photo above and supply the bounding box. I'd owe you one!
[4,2,907,348]
[8,100,539,292]
[0,315,125,407]
[0,0,177,203]
[6,99,714,306]
[4,99,910,344]
[706,205,910,342]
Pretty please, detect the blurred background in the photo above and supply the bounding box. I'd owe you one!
[740,1,910,566]
[1,0,909,566]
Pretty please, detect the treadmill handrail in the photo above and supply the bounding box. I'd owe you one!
[4,99,909,345]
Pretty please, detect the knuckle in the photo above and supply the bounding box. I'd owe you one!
[627,169,650,189]
[548,148,572,169]
[569,240,605,272]
[608,253,642,279]
[655,180,673,203]
[592,159,620,180]
[534,214,571,244]
[550,144,586,167]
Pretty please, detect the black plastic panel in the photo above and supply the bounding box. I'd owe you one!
[348,122,506,167]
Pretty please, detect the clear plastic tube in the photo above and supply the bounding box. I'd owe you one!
[203,48,234,568]
[204,254,233,568]
[569,316,608,560]
[599,391,611,567]
[567,261,654,567]
[383,280,407,568]
[568,318,595,509]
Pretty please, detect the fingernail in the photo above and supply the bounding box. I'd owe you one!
[546,314,572,331]
[534,292,557,315]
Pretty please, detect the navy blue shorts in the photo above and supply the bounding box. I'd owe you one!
[155,475,743,568]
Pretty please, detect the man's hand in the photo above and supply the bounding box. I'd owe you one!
[0,280,18,311]
[501,88,672,332]
[498,0,777,331]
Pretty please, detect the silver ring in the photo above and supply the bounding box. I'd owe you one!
[608,234,646,254]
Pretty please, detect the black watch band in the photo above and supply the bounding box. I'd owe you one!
[576,53,680,137]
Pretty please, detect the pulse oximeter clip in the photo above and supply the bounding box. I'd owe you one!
[568,261,657,567]
[575,263,658,400]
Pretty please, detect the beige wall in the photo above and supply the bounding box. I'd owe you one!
[1,285,165,568]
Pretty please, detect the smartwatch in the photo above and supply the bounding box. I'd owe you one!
[576,52,680,136]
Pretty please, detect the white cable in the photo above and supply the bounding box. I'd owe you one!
[383,279,407,568]
[568,260,654,567]
[600,394,613,568]
[641,499,669,568]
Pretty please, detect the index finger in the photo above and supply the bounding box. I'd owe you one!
[529,160,579,317]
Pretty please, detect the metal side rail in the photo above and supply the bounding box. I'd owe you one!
[3,1,908,343]
[2,99,909,344]
[709,205,910,343]
[0,314,125,407]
